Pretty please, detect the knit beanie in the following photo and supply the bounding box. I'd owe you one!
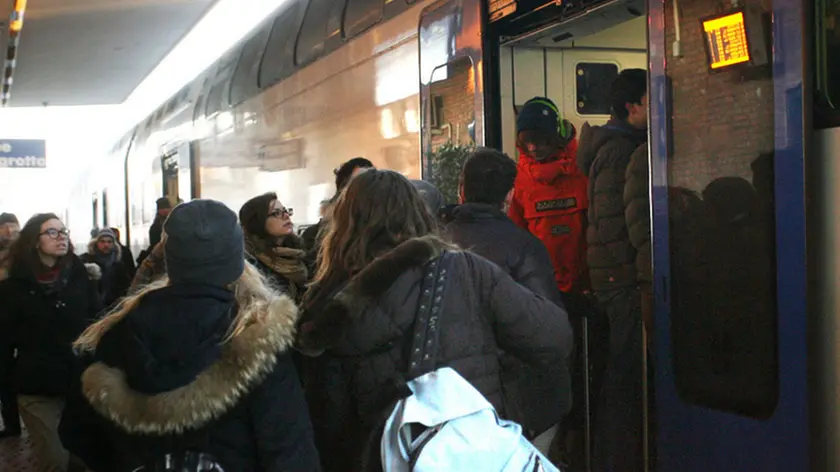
[516,97,560,136]
[96,228,117,241]
[163,199,244,287]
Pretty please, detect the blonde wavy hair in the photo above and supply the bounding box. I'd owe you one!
[74,261,279,352]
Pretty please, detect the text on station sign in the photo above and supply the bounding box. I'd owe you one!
[702,11,751,70]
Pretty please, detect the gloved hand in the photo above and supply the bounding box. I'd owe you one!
[84,263,101,281]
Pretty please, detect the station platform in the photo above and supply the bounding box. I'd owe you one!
[0,415,37,471]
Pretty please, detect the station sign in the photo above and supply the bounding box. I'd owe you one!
[701,8,768,71]
[0,139,47,168]
[489,0,516,22]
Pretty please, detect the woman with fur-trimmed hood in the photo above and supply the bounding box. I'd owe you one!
[297,169,573,472]
[239,192,309,303]
[59,199,320,472]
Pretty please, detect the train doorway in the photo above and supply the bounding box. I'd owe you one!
[418,1,651,469]
[490,3,650,471]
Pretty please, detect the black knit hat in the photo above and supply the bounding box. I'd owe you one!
[516,97,559,135]
[163,199,244,287]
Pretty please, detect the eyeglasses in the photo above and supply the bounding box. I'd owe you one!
[40,228,69,239]
[269,207,293,219]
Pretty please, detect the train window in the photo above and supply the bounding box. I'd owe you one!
[102,191,109,227]
[575,62,619,115]
[295,0,344,66]
[259,4,301,89]
[193,93,206,121]
[666,10,779,417]
[230,23,272,106]
[814,0,840,128]
[204,81,228,117]
[423,57,475,201]
[344,0,384,38]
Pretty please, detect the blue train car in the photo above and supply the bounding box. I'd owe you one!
[649,0,812,469]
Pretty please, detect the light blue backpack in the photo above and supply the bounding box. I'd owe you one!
[380,252,560,472]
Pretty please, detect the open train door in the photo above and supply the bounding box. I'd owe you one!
[418,0,484,190]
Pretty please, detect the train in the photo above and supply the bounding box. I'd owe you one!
[65,0,834,469]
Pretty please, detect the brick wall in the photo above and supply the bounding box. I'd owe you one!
[665,0,774,191]
[429,58,476,150]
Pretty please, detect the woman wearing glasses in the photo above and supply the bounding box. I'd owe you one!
[0,213,101,471]
[239,193,309,302]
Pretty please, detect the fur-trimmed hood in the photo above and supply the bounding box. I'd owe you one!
[81,284,299,435]
[297,235,451,355]
[87,237,122,260]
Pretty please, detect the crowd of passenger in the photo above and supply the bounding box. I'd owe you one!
[0,69,651,472]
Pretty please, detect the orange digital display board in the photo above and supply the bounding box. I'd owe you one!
[702,11,751,70]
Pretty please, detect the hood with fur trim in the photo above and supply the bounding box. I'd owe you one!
[297,235,451,355]
[87,237,122,260]
[81,283,299,435]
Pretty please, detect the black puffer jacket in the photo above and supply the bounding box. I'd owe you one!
[0,255,101,396]
[578,120,647,292]
[59,284,320,472]
[297,236,573,472]
[445,203,569,435]
[446,203,561,304]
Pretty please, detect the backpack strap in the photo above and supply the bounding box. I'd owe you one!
[407,251,453,379]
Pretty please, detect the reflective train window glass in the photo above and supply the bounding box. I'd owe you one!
[576,63,619,115]
[230,24,272,106]
[423,57,475,203]
[259,4,300,89]
[205,81,228,117]
[344,0,384,38]
[295,0,345,66]
[666,5,778,418]
[814,0,840,128]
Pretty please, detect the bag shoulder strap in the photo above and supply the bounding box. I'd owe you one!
[407,251,453,379]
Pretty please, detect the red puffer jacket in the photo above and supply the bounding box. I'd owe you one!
[509,140,590,294]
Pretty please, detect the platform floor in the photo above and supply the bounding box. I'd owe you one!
[0,414,39,471]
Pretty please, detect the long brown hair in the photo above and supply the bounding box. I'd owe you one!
[6,213,74,275]
[310,169,437,296]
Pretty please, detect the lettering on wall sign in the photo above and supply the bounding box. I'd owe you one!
[0,139,47,168]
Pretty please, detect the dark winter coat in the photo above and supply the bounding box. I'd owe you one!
[119,243,137,279]
[578,119,647,292]
[59,284,320,472]
[445,203,571,435]
[0,255,101,396]
[623,144,653,332]
[447,203,561,304]
[296,236,573,472]
[623,145,651,288]
[81,240,132,308]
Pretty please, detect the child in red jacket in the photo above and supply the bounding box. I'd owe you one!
[509,97,590,295]
[508,97,593,468]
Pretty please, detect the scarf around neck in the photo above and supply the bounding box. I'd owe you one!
[244,233,308,294]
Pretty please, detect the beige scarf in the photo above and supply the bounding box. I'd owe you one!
[245,234,308,295]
